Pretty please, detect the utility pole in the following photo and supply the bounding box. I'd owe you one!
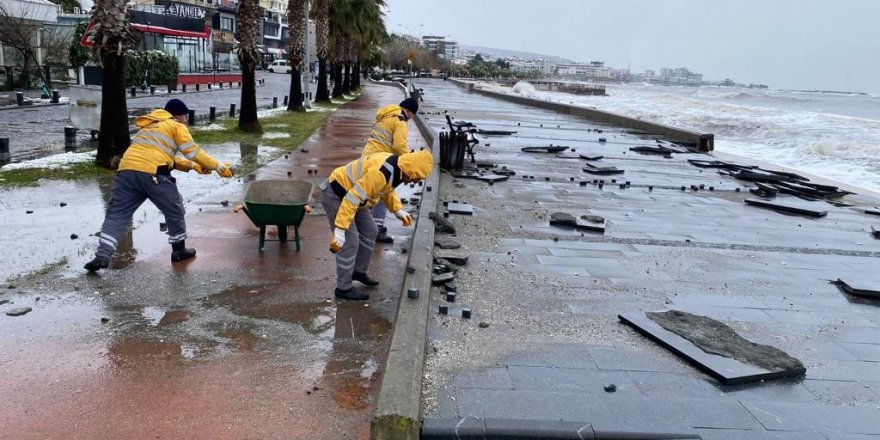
[302,0,311,109]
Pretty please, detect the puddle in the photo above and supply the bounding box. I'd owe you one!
[203,284,336,337]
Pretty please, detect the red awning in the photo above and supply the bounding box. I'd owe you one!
[131,23,210,39]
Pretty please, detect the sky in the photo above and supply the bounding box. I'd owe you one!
[383,0,880,94]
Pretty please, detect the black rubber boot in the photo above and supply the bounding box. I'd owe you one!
[352,271,379,286]
[334,287,369,300]
[171,241,197,262]
[376,226,394,243]
[84,256,109,272]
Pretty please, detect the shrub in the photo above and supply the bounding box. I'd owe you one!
[126,50,180,87]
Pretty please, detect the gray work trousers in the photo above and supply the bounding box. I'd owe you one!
[371,201,388,228]
[320,184,377,290]
[95,170,187,259]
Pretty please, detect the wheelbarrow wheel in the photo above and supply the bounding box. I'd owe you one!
[278,225,288,242]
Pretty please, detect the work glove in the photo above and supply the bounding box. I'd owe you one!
[329,227,346,253]
[394,210,413,227]
[217,162,234,178]
[192,163,212,174]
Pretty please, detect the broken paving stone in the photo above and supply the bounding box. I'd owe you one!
[434,238,462,249]
[432,272,455,284]
[446,202,474,215]
[550,212,577,227]
[428,211,456,233]
[0,300,9,306]
[434,251,469,266]
[831,278,880,299]
[444,282,457,293]
[5,307,32,317]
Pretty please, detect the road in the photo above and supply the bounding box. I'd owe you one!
[0,71,315,161]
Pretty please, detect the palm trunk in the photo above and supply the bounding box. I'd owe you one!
[353,62,361,89]
[95,51,131,169]
[238,62,261,132]
[331,63,343,98]
[287,68,304,111]
[341,62,351,95]
[315,58,330,102]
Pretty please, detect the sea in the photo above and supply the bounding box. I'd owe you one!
[509,82,880,194]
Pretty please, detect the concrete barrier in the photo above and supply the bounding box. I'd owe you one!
[448,78,714,152]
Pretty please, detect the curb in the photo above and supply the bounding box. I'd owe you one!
[370,80,440,440]
[421,418,702,440]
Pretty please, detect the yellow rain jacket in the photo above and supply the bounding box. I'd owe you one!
[118,109,223,174]
[361,104,409,156]
[329,150,434,230]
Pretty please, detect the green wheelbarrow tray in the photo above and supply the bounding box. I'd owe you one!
[240,180,313,251]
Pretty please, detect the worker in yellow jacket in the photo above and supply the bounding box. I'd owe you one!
[320,149,433,300]
[361,97,419,244]
[84,99,234,272]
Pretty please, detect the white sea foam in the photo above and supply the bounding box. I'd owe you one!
[0,151,97,171]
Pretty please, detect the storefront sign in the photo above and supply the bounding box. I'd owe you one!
[164,2,206,20]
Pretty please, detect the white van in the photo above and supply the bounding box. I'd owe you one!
[267,59,292,73]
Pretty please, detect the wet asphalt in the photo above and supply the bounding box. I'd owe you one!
[0,71,305,161]
[415,78,880,438]
[0,83,426,439]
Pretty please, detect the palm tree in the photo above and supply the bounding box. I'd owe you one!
[312,0,330,103]
[286,0,306,111]
[89,0,134,168]
[237,0,262,132]
[329,0,385,97]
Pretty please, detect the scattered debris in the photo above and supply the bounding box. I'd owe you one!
[749,182,779,198]
[434,238,462,249]
[461,308,472,319]
[873,226,880,239]
[429,212,456,233]
[476,129,516,135]
[554,152,582,159]
[549,212,606,233]
[447,202,474,215]
[603,384,617,393]
[478,322,490,328]
[434,251,469,266]
[629,145,682,156]
[865,209,880,216]
[521,146,567,153]
[70,234,78,240]
[620,311,806,385]
[438,305,448,315]
[579,155,604,161]
[583,163,624,175]
[432,272,455,284]
[476,174,509,183]
[831,278,880,299]
[744,199,828,218]
[407,288,420,299]
[5,307,32,317]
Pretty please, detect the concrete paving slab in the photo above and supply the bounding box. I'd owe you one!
[742,400,880,434]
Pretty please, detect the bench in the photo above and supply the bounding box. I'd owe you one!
[445,112,479,163]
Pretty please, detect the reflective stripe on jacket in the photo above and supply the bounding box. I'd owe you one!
[328,152,404,230]
[361,104,409,157]
[118,109,222,174]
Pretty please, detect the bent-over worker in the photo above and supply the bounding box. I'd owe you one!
[320,149,433,300]
[361,97,419,244]
[84,99,234,272]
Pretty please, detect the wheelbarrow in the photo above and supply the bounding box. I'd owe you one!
[236,180,313,251]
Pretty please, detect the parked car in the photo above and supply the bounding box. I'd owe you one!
[268,60,292,73]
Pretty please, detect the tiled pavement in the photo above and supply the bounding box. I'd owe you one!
[416,79,880,439]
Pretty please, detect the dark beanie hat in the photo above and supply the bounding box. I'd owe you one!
[399,97,419,114]
[164,98,189,116]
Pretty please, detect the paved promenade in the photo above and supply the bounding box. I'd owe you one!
[0,83,425,439]
[415,78,880,439]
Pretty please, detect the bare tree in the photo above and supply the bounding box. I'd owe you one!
[236,0,262,132]
[0,0,54,89]
[90,0,134,168]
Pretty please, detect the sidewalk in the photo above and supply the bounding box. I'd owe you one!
[0,83,425,439]
[415,79,880,439]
